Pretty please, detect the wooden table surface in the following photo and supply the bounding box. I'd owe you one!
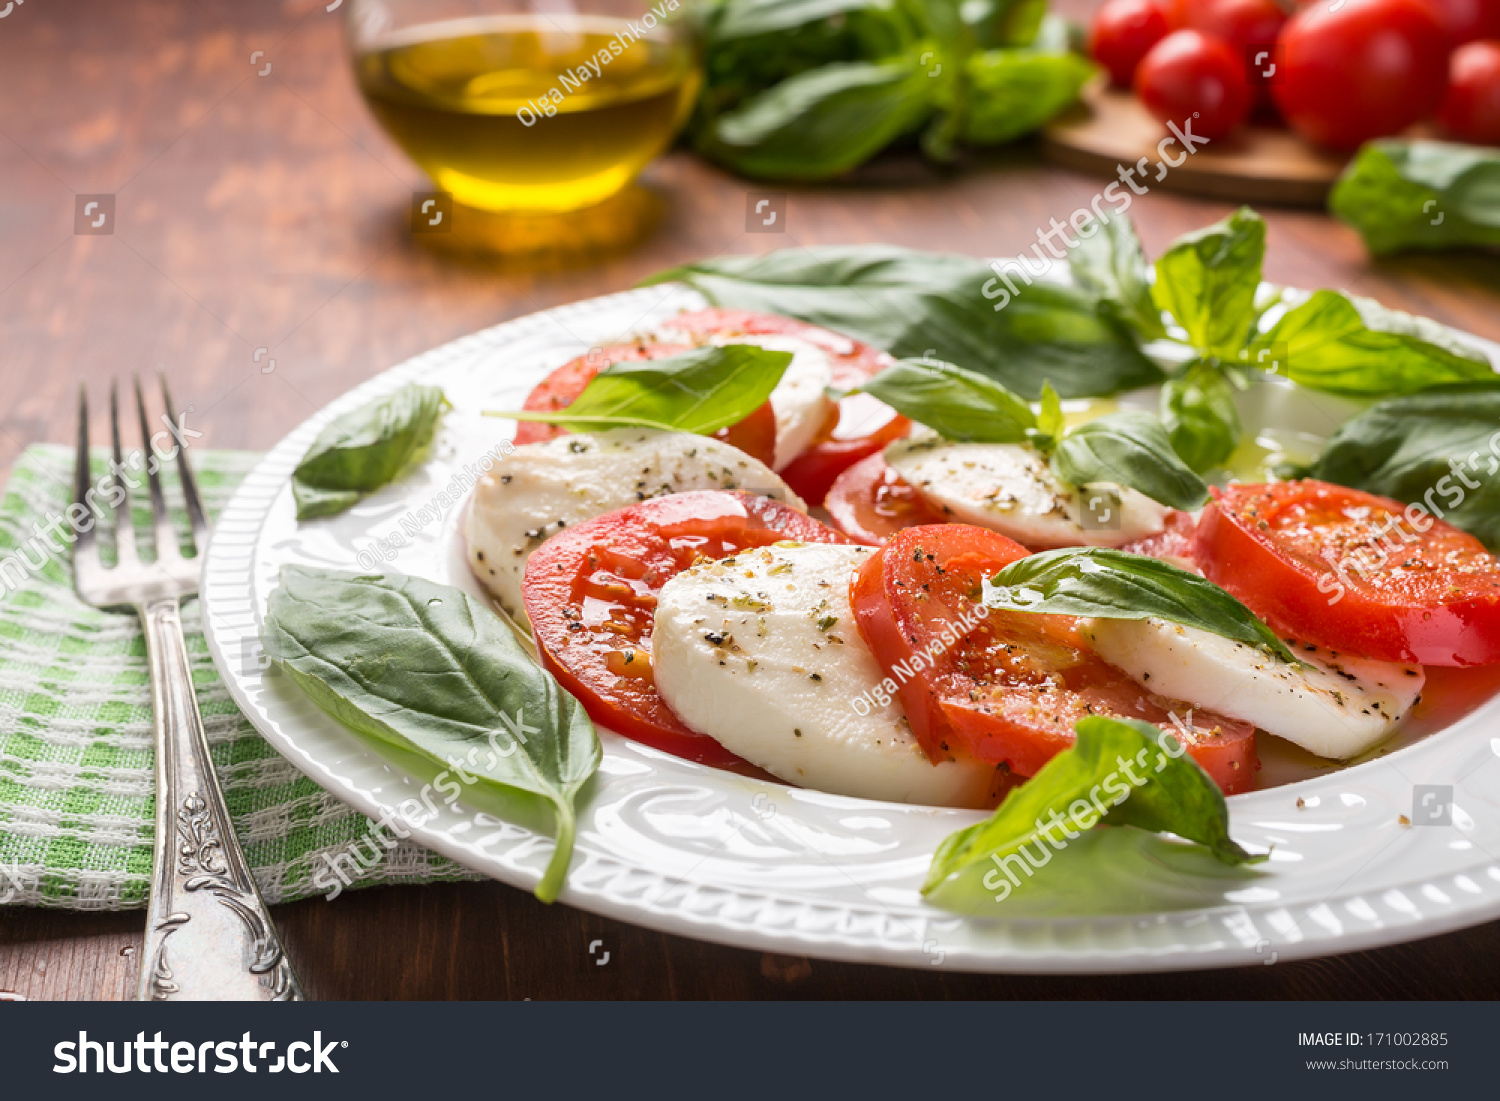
[3,0,1500,1001]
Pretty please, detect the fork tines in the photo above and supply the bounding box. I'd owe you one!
[73,375,209,578]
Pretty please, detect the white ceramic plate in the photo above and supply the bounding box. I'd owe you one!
[202,283,1500,973]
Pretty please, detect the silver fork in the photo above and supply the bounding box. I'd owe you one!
[74,377,305,1001]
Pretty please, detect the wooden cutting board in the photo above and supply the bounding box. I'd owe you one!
[1042,82,1350,207]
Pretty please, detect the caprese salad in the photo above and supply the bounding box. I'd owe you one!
[462,307,1500,813]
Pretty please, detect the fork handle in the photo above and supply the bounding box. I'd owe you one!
[137,597,305,1001]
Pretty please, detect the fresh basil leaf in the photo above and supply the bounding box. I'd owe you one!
[963,0,1048,47]
[263,567,601,903]
[1152,207,1266,357]
[982,547,1300,664]
[698,57,935,180]
[1036,380,1065,445]
[960,47,1096,146]
[291,383,448,520]
[709,0,906,41]
[860,358,1037,442]
[1329,140,1500,256]
[1068,207,1166,341]
[1160,363,1242,474]
[1308,380,1500,551]
[644,245,1165,399]
[502,344,792,435]
[923,716,1261,895]
[1251,289,1494,397]
[1049,410,1210,511]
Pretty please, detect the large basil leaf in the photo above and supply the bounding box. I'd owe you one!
[263,567,602,902]
[292,384,448,520]
[1329,140,1500,256]
[709,0,907,40]
[699,57,935,180]
[501,344,792,435]
[644,246,1165,399]
[1049,410,1210,511]
[1160,363,1242,474]
[859,358,1037,443]
[1151,207,1265,357]
[1068,208,1166,341]
[924,716,1261,896]
[1308,380,1500,551]
[961,47,1096,146]
[1251,289,1494,397]
[982,547,1300,664]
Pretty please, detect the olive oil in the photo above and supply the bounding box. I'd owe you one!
[356,16,700,214]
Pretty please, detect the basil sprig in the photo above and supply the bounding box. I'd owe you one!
[1068,207,1165,341]
[495,344,792,436]
[1250,290,1493,397]
[1049,410,1209,511]
[982,547,1300,664]
[643,245,1163,400]
[924,716,1262,897]
[264,567,602,903]
[688,0,1094,181]
[1160,362,1242,474]
[859,358,1208,510]
[1308,380,1500,551]
[1152,206,1266,359]
[292,383,449,520]
[1330,139,1500,256]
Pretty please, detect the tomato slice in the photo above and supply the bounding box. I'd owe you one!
[780,406,912,507]
[512,341,778,469]
[1119,509,1200,572]
[1195,480,1500,666]
[665,308,891,390]
[851,524,1258,793]
[826,453,946,546]
[523,490,850,770]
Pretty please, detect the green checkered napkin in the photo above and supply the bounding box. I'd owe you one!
[0,444,482,910]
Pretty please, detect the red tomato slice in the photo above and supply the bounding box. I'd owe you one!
[851,524,1259,793]
[514,341,778,469]
[1120,509,1201,572]
[780,407,912,507]
[1195,481,1500,667]
[524,490,850,770]
[665,308,891,390]
[825,453,947,546]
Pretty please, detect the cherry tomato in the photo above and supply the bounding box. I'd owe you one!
[1422,0,1500,44]
[824,453,946,545]
[1134,29,1253,141]
[1272,0,1451,150]
[1439,40,1500,144]
[1089,0,1183,88]
[1194,481,1500,666]
[850,525,1259,792]
[524,490,849,771]
[1188,0,1288,100]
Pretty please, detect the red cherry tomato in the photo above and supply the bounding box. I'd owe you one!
[1272,0,1451,150]
[1089,0,1183,88]
[1439,40,1500,144]
[1188,0,1288,100]
[1422,0,1500,44]
[824,453,946,546]
[523,490,849,770]
[850,525,1259,792]
[1134,29,1253,141]
[1194,481,1500,667]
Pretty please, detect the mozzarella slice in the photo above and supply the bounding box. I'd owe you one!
[465,429,801,621]
[884,430,1167,548]
[657,327,835,471]
[1082,618,1426,760]
[652,542,999,808]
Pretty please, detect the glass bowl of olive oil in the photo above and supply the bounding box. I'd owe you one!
[347,0,701,246]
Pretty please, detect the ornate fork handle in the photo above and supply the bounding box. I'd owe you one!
[137,597,304,1001]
